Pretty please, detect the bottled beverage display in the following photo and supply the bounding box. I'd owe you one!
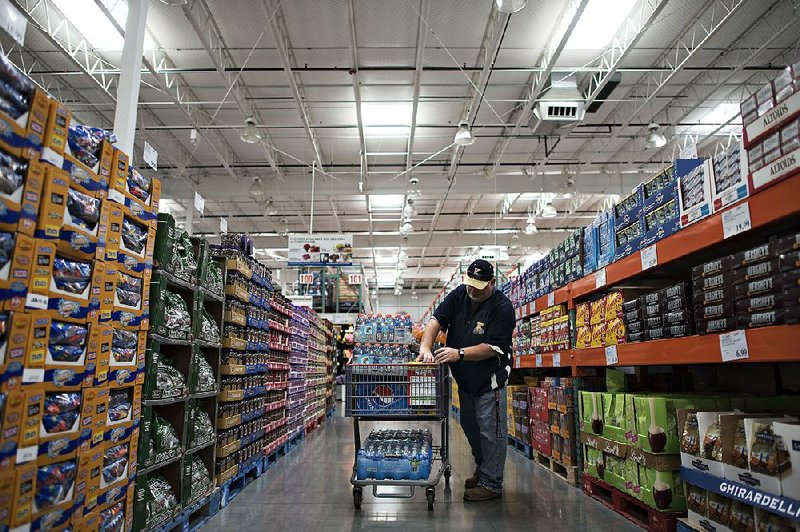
[356,429,433,480]
[354,313,414,344]
[352,343,413,364]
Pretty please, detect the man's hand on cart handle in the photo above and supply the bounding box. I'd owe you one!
[433,347,459,364]
[417,346,435,363]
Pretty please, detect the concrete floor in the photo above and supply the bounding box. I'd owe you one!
[203,409,641,531]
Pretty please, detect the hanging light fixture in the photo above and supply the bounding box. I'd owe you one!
[525,218,538,234]
[403,198,416,218]
[454,122,475,147]
[540,200,558,218]
[411,290,418,300]
[159,0,188,4]
[265,197,278,216]
[495,0,528,13]
[407,177,421,198]
[249,177,264,199]
[278,217,289,237]
[240,117,261,144]
[644,123,667,149]
[511,233,520,249]
[399,219,413,236]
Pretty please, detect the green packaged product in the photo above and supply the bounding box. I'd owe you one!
[169,230,197,281]
[196,356,216,392]
[145,475,179,525]
[686,484,707,516]
[163,291,191,336]
[154,352,186,397]
[634,395,717,454]
[585,447,604,480]
[190,407,214,448]
[152,413,180,454]
[200,308,220,344]
[190,456,213,495]
[580,391,604,435]
[620,458,639,497]
[206,259,223,295]
[601,392,627,443]
[636,466,686,512]
[604,455,626,491]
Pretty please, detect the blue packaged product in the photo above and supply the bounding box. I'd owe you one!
[44,392,81,414]
[52,257,92,294]
[0,232,15,270]
[0,53,33,97]
[99,501,124,532]
[108,389,131,421]
[127,168,151,202]
[49,321,88,346]
[0,152,26,195]
[48,345,84,363]
[0,80,28,115]
[35,460,77,509]
[121,217,147,254]
[0,94,23,120]
[66,189,101,232]
[42,410,80,433]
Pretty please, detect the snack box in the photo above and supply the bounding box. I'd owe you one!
[41,99,70,158]
[575,325,592,349]
[711,139,750,212]
[0,72,49,160]
[590,298,606,326]
[575,302,590,327]
[614,185,643,230]
[730,241,778,270]
[582,223,598,274]
[97,328,145,388]
[693,285,735,307]
[733,272,789,299]
[693,270,735,295]
[662,309,693,326]
[0,232,36,313]
[734,293,783,314]
[604,291,625,321]
[678,159,713,227]
[692,256,733,281]
[0,312,32,392]
[590,322,606,348]
[662,296,690,314]
[112,268,151,331]
[116,221,156,278]
[605,318,626,346]
[107,150,160,222]
[694,301,735,321]
[641,197,681,248]
[43,135,114,200]
[27,240,106,323]
[35,386,105,463]
[678,409,736,478]
[614,216,644,262]
[0,153,45,236]
[641,166,677,214]
[596,210,616,268]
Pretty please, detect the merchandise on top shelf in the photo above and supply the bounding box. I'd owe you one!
[0,54,50,160]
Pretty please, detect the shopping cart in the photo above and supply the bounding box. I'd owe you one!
[345,362,450,511]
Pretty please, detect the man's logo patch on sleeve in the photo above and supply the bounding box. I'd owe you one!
[474,322,485,335]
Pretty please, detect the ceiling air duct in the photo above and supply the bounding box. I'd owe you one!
[530,74,585,135]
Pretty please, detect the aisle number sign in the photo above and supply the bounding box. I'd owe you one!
[348,274,363,285]
[299,274,314,284]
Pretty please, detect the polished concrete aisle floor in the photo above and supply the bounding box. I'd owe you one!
[203,408,641,531]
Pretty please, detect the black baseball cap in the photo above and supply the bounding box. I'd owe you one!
[464,259,494,289]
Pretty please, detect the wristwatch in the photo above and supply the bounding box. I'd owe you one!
[458,348,465,361]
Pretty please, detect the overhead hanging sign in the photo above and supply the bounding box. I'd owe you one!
[287,233,353,266]
[0,0,27,45]
[143,140,158,170]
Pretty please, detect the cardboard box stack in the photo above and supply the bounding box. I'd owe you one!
[539,304,569,353]
[548,378,576,466]
[0,54,158,532]
[507,384,530,444]
[529,385,550,456]
[575,291,629,349]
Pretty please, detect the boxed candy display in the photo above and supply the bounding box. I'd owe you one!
[0,54,50,160]
[0,152,45,237]
[0,232,36,312]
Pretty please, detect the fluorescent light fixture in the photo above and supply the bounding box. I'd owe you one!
[265,198,278,216]
[369,194,406,210]
[644,123,667,149]
[511,234,520,249]
[374,255,399,265]
[53,0,154,51]
[362,103,411,138]
[240,117,261,144]
[565,0,638,50]
[698,103,741,133]
[540,201,558,218]
[407,177,421,198]
[454,122,475,147]
[495,0,528,13]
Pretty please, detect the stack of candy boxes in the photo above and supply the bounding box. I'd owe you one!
[0,53,159,532]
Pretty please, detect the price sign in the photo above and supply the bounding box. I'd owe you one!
[720,329,749,362]
[547,292,555,307]
[194,191,205,215]
[219,217,228,233]
[143,140,158,170]
[553,352,561,367]
[640,244,658,270]
[299,274,314,284]
[595,268,607,289]
[16,446,37,464]
[348,274,363,285]
[605,345,619,366]
[722,202,752,239]
[22,368,44,383]
[535,353,543,368]
[514,357,520,369]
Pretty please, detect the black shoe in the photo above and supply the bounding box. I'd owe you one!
[464,469,480,489]
[464,486,502,502]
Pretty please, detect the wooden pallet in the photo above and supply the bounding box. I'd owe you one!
[507,435,533,459]
[533,451,579,486]
[583,474,685,532]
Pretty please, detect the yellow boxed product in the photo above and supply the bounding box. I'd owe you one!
[605,317,627,346]
[41,99,71,157]
[29,457,81,526]
[72,509,100,532]
[112,268,151,331]
[0,311,32,391]
[19,385,45,452]
[28,240,105,324]
[0,469,12,531]
[590,298,606,326]
[102,384,141,430]
[0,391,25,470]
[117,223,155,278]
[34,166,69,239]
[89,323,113,387]
[575,302,590,327]
[0,85,49,160]
[103,202,124,262]
[575,325,592,349]
[36,386,101,462]
[72,444,103,521]
[0,154,45,236]
[58,138,114,199]
[107,328,144,388]
[0,233,36,313]
[99,425,139,495]
[58,196,111,262]
[604,291,624,322]
[590,322,606,348]
[107,150,160,220]
[98,261,117,323]
[9,461,37,528]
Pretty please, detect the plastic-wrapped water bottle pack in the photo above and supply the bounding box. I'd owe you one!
[356,428,433,480]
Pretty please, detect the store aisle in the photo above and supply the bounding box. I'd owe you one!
[203,410,640,531]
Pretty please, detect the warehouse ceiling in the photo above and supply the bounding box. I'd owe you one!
[3,0,800,292]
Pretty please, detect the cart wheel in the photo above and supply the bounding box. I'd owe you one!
[444,465,451,486]
[353,487,363,510]
[426,488,435,511]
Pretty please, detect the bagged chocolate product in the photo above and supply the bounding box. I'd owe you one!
[0,232,15,271]
[102,444,128,485]
[728,499,755,532]
[49,321,88,347]
[66,189,101,232]
[67,123,116,166]
[169,230,197,280]
[164,291,191,334]
[108,388,132,422]
[44,392,81,415]
[112,329,137,364]
[190,407,214,447]
[0,152,26,195]
[0,80,27,118]
[145,475,179,523]
[35,460,77,509]
[681,413,700,455]
[707,492,731,525]
[750,422,788,475]
[200,308,220,344]
[686,483,707,515]
[206,258,223,295]
[99,501,124,532]
[190,456,213,495]
[152,412,180,453]
[122,217,148,255]
[702,420,724,461]
[0,53,34,98]
[196,356,217,392]
[52,256,92,294]
[154,352,185,396]
[646,316,663,328]
[127,168,152,202]
[754,509,796,532]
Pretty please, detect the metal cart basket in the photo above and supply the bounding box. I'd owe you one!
[345,362,450,510]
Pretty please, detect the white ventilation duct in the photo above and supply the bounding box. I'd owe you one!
[530,74,585,134]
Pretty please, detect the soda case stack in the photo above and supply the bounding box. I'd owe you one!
[0,54,161,532]
[133,213,222,531]
[303,310,329,432]
[355,429,433,481]
[287,305,309,439]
